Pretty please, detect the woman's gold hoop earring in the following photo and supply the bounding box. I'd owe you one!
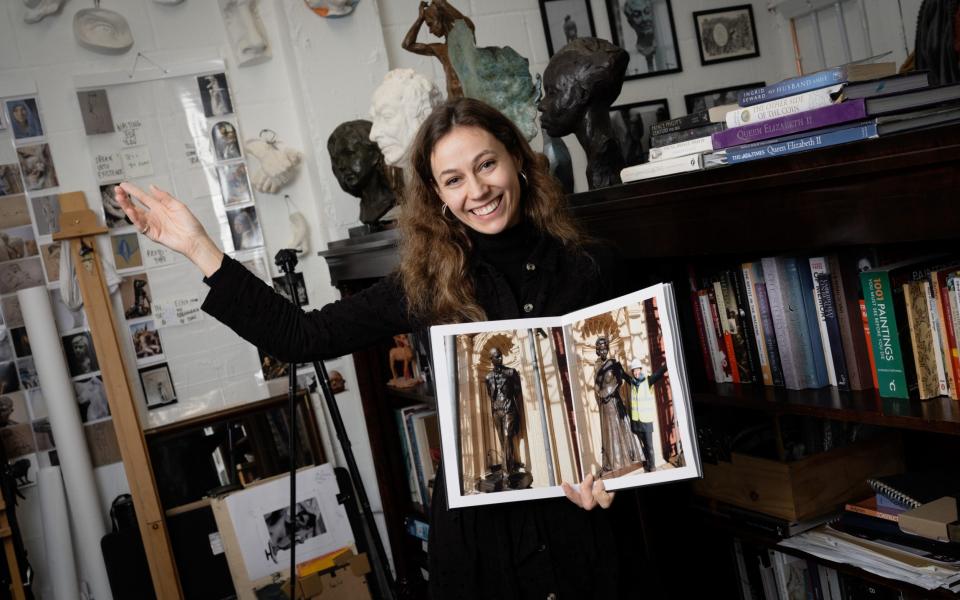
[441,203,454,220]
[519,170,528,188]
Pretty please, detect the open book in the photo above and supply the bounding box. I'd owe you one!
[430,283,701,508]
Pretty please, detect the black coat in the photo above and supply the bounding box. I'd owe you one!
[201,234,634,600]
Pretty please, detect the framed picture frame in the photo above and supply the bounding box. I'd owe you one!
[140,363,178,409]
[609,99,670,166]
[605,0,682,80]
[684,82,764,115]
[538,0,597,56]
[692,4,760,65]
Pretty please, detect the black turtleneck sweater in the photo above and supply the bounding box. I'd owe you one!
[201,225,635,600]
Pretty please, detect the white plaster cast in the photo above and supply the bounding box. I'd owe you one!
[306,0,358,18]
[23,0,64,24]
[218,0,271,67]
[369,69,443,167]
[245,131,303,194]
[73,7,134,54]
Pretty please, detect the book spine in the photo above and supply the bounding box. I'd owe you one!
[688,268,715,383]
[712,99,867,150]
[396,409,424,509]
[923,281,949,396]
[700,291,728,383]
[648,135,715,161]
[860,271,913,398]
[719,122,879,165]
[730,269,760,384]
[741,263,773,385]
[935,273,960,399]
[737,67,846,106]
[649,110,710,136]
[620,153,703,182]
[817,271,851,390]
[827,254,871,390]
[712,280,740,384]
[752,264,785,386]
[843,503,900,523]
[789,258,827,388]
[808,257,839,387]
[405,410,429,507]
[762,257,801,389]
[726,85,842,127]
[860,299,880,389]
[903,282,939,398]
[651,122,726,148]
[948,275,960,397]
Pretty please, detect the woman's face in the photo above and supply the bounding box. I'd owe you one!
[430,125,522,235]
[11,104,27,124]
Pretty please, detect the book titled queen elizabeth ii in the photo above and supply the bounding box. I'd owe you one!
[430,283,701,508]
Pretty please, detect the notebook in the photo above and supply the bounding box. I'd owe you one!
[867,472,960,509]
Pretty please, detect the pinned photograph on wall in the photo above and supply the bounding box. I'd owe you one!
[130,320,163,361]
[0,391,28,427]
[100,183,132,229]
[140,363,177,409]
[0,195,31,230]
[119,273,152,319]
[16,357,38,389]
[217,162,253,206]
[258,349,289,381]
[0,258,45,294]
[84,419,121,467]
[0,424,33,458]
[0,361,20,394]
[30,194,60,236]
[239,250,271,282]
[0,332,14,363]
[11,327,30,358]
[49,289,86,332]
[26,389,46,420]
[198,73,234,118]
[16,144,59,191]
[5,98,44,140]
[430,283,700,507]
[76,89,116,135]
[212,121,242,161]
[606,0,682,80]
[538,0,597,56]
[692,4,759,66]
[610,99,671,166]
[62,331,99,378]
[39,243,59,283]
[684,81,764,114]
[1,297,23,329]
[226,206,263,251]
[0,164,24,197]
[272,273,308,306]
[74,375,110,422]
[32,419,54,452]
[111,232,143,269]
[0,225,39,262]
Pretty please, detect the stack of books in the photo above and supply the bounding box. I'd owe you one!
[622,62,960,183]
[689,250,960,397]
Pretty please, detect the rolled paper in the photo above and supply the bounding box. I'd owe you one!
[38,466,80,599]
[18,286,113,600]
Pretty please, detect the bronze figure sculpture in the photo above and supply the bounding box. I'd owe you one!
[327,119,397,227]
[402,0,475,98]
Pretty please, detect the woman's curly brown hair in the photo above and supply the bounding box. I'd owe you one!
[398,97,587,325]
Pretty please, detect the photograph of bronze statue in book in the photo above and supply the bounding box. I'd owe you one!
[609,98,670,166]
[0,164,24,197]
[684,81,764,114]
[564,296,681,478]
[119,273,152,319]
[450,329,579,495]
[605,0,681,80]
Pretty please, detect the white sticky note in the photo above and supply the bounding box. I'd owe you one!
[120,146,154,178]
[208,532,224,556]
[116,119,143,147]
[153,295,204,327]
[95,152,124,183]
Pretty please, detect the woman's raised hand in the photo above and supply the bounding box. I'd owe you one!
[561,473,615,511]
[115,182,224,277]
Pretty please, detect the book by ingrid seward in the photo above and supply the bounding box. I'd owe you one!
[430,284,701,508]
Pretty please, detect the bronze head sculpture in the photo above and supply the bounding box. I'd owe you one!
[327,119,396,226]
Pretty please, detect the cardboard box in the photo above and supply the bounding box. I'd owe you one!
[898,496,958,542]
[280,551,371,600]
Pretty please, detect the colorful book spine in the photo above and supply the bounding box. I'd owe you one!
[688,267,715,383]
[817,271,851,390]
[827,253,874,390]
[651,122,725,148]
[761,257,802,389]
[860,299,880,389]
[732,267,762,385]
[648,135,714,161]
[726,85,842,127]
[741,263,773,386]
[903,281,940,399]
[712,280,740,384]
[620,153,703,182]
[738,68,847,106]
[721,271,757,384]
[932,269,960,398]
[650,110,711,136]
[711,100,867,150]
[700,290,729,383]
[860,271,915,398]
[791,258,828,388]
[923,281,949,397]
[808,257,839,386]
[711,122,878,166]
[949,276,960,395]
[751,263,785,387]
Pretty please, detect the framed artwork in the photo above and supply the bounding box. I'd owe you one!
[609,99,670,166]
[605,0,682,80]
[140,363,177,409]
[684,82,764,115]
[538,0,597,56]
[692,4,760,65]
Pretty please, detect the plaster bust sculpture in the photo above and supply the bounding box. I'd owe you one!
[402,0,475,98]
[447,20,541,142]
[328,120,396,226]
[369,69,443,167]
[539,37,628,190]
[218,0,271,66]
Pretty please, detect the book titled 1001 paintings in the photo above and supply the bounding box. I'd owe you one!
[429,283,701,508]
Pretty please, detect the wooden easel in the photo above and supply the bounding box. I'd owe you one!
[53,192,183,599]
[0,493,25,600]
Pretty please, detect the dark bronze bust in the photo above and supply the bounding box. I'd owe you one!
[327,120,396,226]
[539,37,629,190]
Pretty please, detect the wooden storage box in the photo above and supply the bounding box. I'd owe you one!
[693,434,904,522]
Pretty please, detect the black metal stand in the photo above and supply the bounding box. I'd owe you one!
[274,249,395,600]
